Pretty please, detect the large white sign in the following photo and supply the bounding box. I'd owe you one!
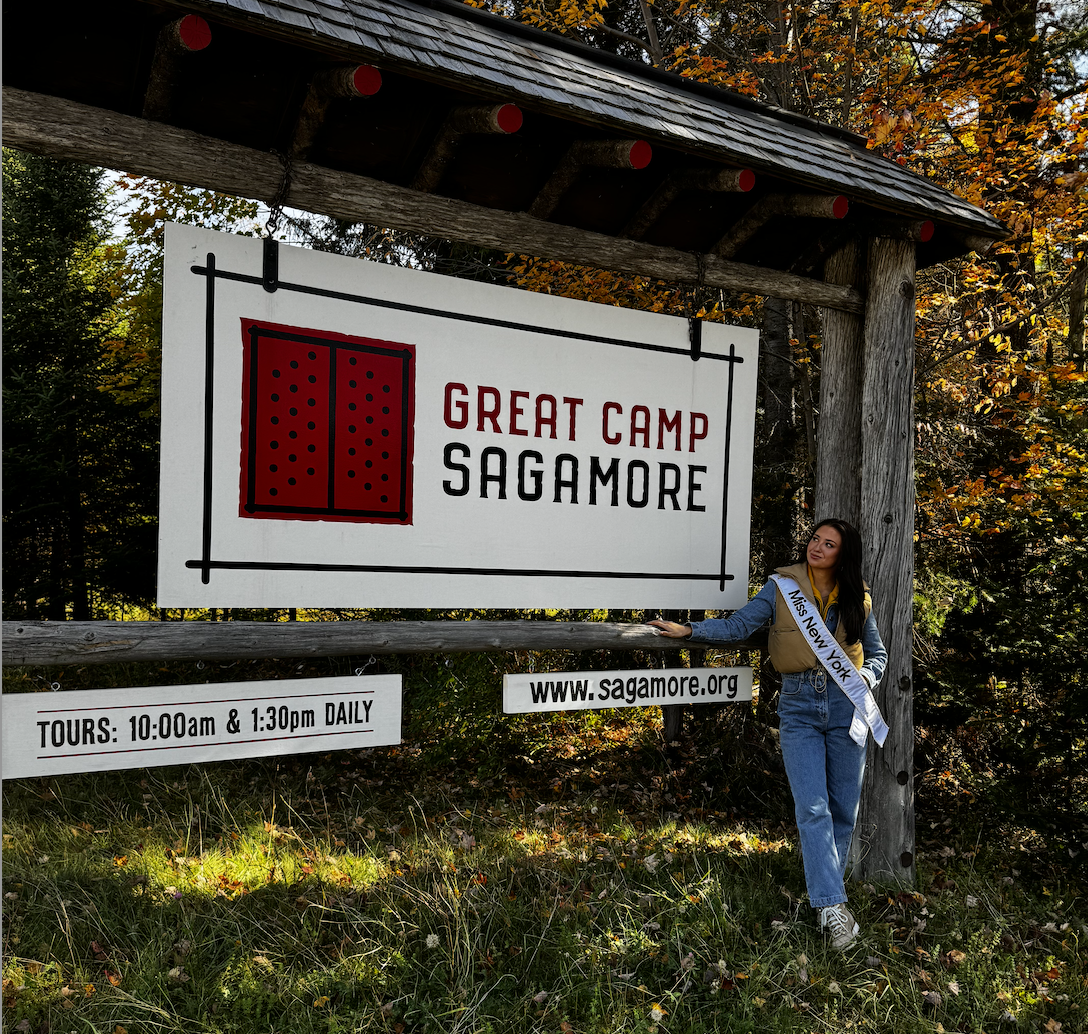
[158,225,759,608]
[1,676,401,779]
[504,666,753,713]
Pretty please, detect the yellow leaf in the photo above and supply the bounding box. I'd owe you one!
[313,995,330,1008]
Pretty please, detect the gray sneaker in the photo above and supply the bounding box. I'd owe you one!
[819,903,860,949]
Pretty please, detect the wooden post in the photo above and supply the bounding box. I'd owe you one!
[814,239,865,526]
[853,236,917,885]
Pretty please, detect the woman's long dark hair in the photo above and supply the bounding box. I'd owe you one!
[800,518,865,644]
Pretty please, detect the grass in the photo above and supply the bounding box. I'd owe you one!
[3,659,1086,1033]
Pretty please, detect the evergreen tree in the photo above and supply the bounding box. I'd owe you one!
[2,151,158,618]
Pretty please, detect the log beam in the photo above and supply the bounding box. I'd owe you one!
[714,193,849,259]
[623,166,755,240]
[2,87,864,314]
[0,620,757,667]
[143,14,212,121]
[290,64,383,159]
[529,138,653,220]
[412,103,523,193]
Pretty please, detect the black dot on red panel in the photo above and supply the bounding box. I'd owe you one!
[382,474,389,481]
[348,448,356,456]
[365,416,373,424]
[365,438,373,446]
[290,361,299,369]
[271,416,279,424]
[307,468,315,475]
[382,407,390,414]
[349,357,357,365]
[289,454,297,462]
[308,375,317,384]
[365,460,372,468]
[383,385,390,393]
[272,370,281,378]
[349,403,357,411]
[381,429,389,437]
[269,464,278,472]
[288,477,296,485]
[381,495,388,503]
[289,431,297,439]
[382,452,389,459]
[271,393,279,402]
[348,425,356,433]
[270,441,279,449]
[270,487,278,495]
[307,421,315,430]
[308,398,316,407]
[349,380,357,388]
[366,393,373,402]
[366,370,374,379]
[365,482,372,490]
[290,384,298,393]
[307,444,316,453]
[308,351,316,360]
[348,470,356,478]
[290,407,297,416]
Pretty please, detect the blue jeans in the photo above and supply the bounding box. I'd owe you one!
[777,667,867,907]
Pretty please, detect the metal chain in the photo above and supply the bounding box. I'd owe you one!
[265,150,293,238]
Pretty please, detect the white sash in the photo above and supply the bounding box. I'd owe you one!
[769,574,889,747]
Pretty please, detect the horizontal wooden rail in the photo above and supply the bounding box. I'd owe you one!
[1,620,760,668]
[2,87,864,315]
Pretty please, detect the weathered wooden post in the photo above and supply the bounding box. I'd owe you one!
[853,236,918,884]
[815,240,865,528]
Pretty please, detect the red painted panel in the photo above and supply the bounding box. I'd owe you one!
[239,320,414,524]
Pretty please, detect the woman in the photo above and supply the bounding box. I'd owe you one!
[649,518,887,949]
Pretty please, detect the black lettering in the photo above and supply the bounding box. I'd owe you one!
[481,446,508,499]
[98,716,111,743]
[589,456,619,506]
[554,454,578,504]
[518,450,544,501]
[658,463,682,509]
[687,465,707,512]
[627,460,650,508]
[442,442,470,496]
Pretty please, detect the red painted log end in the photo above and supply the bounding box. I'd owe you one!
[177,15,212,52]
[629,140,652,169]
[352,64,383,96]
[496,103,523,134]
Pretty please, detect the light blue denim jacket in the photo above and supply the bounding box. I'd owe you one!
[688,579,888,689]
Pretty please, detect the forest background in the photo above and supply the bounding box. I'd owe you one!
[3,0,1086,861]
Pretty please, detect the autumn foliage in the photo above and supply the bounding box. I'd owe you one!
[464,0,1087,834]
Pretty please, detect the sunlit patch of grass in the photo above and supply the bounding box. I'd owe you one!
[4,740,1087,1033]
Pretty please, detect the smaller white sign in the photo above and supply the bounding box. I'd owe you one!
[503,667,752,714]
[1,675,401,779]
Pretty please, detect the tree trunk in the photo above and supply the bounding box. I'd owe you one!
[851,237,917,885]
[1068,253,1086,372]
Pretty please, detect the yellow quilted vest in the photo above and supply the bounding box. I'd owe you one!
[768,562,870,674]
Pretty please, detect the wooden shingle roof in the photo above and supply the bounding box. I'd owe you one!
[4,0,1005,277]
